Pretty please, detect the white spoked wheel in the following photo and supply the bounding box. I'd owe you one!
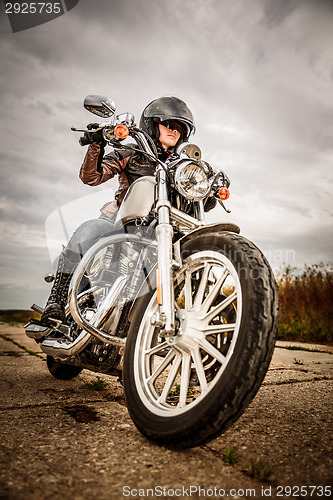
[135,250,241,415]
[123,232,278,448]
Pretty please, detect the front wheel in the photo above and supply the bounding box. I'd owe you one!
[123,231,278,448]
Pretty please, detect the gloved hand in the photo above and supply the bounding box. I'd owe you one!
[79,128,106,146]
[87,122,100,130]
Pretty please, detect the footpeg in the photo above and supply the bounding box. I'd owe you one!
[25,321,52,340]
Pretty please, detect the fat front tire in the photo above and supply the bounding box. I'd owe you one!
[46,355,83,380]
[123,231,278,448]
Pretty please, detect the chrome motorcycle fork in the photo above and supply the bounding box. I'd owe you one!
[152,167,176,337]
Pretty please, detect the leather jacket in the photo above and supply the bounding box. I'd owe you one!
[79,143,158,218]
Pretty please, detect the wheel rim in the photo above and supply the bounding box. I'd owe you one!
[133,250,242,416]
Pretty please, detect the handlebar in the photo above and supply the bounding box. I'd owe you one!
[72,122,167,170]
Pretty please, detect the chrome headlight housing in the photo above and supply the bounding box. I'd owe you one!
[174,160,213,201]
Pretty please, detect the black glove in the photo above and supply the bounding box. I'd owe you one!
[87,122,100,130]
[79,128,106,146]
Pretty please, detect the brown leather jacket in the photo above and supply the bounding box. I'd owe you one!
[79,143,157,219]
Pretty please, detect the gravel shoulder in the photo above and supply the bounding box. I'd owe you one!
[0,324,332,499]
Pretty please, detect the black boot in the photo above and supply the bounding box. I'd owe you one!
[41,248,80,325]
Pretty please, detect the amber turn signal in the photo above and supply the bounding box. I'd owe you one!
[114,124,129,139]
[218,187,230,200]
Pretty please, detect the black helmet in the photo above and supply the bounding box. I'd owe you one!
[139,96,195,143]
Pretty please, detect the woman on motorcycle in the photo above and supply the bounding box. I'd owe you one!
[41,96,195,324]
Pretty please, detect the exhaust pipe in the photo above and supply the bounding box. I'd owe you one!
[40,329,92,359]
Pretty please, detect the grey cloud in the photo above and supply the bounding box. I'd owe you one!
[262,0,304,27]
[262,0,333,28]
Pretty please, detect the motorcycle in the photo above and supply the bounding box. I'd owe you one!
[25,95,279,449]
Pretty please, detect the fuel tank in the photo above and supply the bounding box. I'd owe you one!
[115,176,156,225]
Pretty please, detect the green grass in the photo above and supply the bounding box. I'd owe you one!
[247,457,274,481]
[223,446,239,466]
[81,377,110,391]
[168,384,195,397]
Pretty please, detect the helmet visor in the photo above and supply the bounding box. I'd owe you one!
[157,119,189,137]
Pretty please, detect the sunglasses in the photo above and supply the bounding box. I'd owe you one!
[160,120,185,135]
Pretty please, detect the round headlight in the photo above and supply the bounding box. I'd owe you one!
[174,160,212,201]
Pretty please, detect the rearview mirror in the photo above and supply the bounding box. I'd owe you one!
[83,95,116,118]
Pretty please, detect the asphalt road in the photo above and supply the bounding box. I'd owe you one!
[0,324,332,500]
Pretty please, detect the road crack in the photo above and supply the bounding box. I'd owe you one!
[0,334,44,359]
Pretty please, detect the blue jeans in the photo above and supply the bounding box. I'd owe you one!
[66,214,115,257]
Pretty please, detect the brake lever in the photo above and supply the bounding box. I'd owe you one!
[217,198,231,213]
[71,126,104,133]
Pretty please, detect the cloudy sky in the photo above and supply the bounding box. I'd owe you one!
[0,0,332,309]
